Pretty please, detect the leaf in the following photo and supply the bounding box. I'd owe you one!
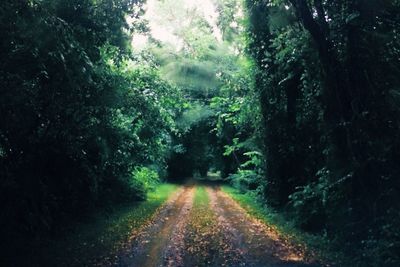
[346,12,360,24]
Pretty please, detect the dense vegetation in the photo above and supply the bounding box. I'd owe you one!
[1,0,399,266]
[242,1,400,265]
[0,0,179,263]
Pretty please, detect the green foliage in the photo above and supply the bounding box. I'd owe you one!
[0,0,181,264]
[288,168,330,231]
[130,167,161,199]
[30,184,178,266]
[243,0,400,265]
[142,0,255,180]
[229,169,263,194]
[2,0,400,266]
[222,186,345,265]
[161,59,221,98]
[176,103,214,133]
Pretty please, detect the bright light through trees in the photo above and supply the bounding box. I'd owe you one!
[131,0,222,50]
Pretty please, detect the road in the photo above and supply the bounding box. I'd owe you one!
[112,183,320,267]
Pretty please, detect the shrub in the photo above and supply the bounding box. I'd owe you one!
[288,168,330,231]
[129,167,161,199]
[229,169,263,194]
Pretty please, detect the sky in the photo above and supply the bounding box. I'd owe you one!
[130,0,222,50]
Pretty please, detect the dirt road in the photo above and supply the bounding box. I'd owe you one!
[113,184,320,267]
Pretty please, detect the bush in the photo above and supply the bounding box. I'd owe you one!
[229,169,264,194]
[129,167,161,199]
[288,168,330,231]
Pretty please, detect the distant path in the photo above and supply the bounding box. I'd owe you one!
[111,183,320,267]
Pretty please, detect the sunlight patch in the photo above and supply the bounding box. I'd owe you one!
[131,0,222,50]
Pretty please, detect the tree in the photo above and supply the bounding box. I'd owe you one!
[244,0,400,264]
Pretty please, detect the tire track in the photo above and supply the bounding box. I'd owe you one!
[115,185,195,267]
[207,186,316,267]
[110,183,320,267]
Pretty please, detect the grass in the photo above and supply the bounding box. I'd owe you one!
[39,183,179,266]
[221,185,345,266]
[193,185,210,206]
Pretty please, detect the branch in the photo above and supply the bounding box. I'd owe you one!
[289,0,325,44]
[289,0,331,69]
[314,0,329,34]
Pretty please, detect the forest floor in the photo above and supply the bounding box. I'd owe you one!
[109,182,322,267]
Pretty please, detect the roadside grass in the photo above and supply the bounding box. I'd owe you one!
[222,186,345,266]
[39,183,179,266]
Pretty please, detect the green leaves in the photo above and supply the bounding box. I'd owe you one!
[130,166,161,199]
[345,12,361,24]
[0,1,176,258]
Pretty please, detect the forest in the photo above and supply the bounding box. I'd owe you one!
[1,0,399,266]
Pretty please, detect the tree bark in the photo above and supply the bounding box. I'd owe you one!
[289,0,354,172]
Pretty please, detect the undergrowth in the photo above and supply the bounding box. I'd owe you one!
[33,184,178,267]
[222,186,347,266]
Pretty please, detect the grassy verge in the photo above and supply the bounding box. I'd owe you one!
[221,186,345,266]
[39,183,179,266]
